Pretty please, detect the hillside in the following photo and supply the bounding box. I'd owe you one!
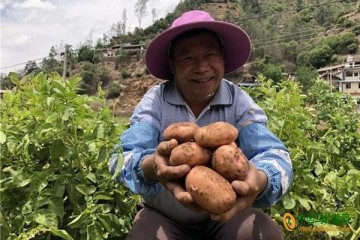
[3,0,358,116]
[91,0,359,116]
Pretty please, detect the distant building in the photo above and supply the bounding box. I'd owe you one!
[96,43,146,61]
[339,55,360,100]
[318,55,360,101]
[317,64,344,89]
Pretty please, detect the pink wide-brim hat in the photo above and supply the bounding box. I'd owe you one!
[145,10,251,80]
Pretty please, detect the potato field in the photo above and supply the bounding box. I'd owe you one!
[0,73,359,239]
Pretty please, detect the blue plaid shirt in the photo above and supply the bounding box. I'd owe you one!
[109,79,293,224]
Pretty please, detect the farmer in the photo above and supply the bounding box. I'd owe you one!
[109,10,293,240]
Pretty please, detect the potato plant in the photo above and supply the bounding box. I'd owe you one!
[247,76,360,240]
[1,72,359,240]
[0,73,139,239]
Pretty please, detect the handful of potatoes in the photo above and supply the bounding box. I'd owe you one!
[163,121,249,214]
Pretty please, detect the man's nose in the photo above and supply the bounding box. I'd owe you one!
[193,58,209,72]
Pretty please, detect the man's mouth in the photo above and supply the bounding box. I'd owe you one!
[192,77,212,83]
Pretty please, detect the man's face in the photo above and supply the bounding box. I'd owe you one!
[169,31,225,103]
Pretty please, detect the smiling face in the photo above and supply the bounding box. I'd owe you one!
[169,30,225,106]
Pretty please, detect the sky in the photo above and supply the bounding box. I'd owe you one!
[0,0,181,74]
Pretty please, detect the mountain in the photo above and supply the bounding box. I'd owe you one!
[102,0,359,115]
[3,0,359,115]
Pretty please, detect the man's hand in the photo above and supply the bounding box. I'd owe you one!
[141,139,203,211]
[210,162,268,222]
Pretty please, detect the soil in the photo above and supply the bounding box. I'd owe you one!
[109,76,163,116]
[100,60,164,116]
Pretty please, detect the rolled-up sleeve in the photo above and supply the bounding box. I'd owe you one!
[238,122,293,207]
[108,121,163,196]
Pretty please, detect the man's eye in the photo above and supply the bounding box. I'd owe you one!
[180,57,193,62]
[207,53,220,57]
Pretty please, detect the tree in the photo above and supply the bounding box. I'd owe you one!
[110,21,125,37]
[78,44,97,63]
[41,46,60,73]
[314,0,330,25]
[307,44,333,69]
[296,0,303,12]
[295,66,318,93]
[262,64,283,84]
[0,74,14,89]
[151,8,158,23]
[122,9,128,35]
[24,61,40,75]
[134,0,149,28]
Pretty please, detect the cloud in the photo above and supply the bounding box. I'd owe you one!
[1,0,180,74]
[13,0,56,11]
[4,35,32,49]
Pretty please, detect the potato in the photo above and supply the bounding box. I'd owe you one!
[163,122,199,143]
[194,122,238,148]
[169,142,212,167]
[185,166,236,214]
[212,145,249,182]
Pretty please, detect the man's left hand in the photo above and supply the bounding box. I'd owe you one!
[210,162,268,222]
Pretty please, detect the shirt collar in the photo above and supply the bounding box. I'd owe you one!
[164,80,233,106]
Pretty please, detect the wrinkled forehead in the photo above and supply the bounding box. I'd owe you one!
[168,29,224,57]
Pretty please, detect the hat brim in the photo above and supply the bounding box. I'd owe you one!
[145,21,251,80]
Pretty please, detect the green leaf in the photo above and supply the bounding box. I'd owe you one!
[111,153,123,180]
[49,197,65,221]
[49,227,73,240]
[86,173,97,184]
[93,192,113,201]
[315,161,323,176]
[0,210,11,232]
[0,131,6,144]
[54,184,66,197]
[34,209,58,228]
[347,169,360,176]
[50,139,66,160]
[62,107,74,121]
[282,195,296,209]
[95,124,105,139]
[76,184,96,195]
[52,80,67,95]
[324,171,337,185]
[97,214,113,232]
[9,72,20,85]
[297,198,311,211]
[86,221,103,240]
[68,210,91,228]
[97,146,107,163]
[6,141,17,155]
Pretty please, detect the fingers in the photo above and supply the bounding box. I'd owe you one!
[231,180,250,195]
[157,139,178,155]
[211,205,239,222]
[210,197,252,222]
[165,179,204,212]
[166,181,192,203]
[154,139,189,180]
[156,163,191,180]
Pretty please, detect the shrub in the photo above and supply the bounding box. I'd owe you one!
[0,73,139,239]
[107,80,121,99]
[247,76,360,240]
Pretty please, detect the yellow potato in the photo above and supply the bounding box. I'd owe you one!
[163,122,199,143]
[212,145,249,181]
[170,142,212,167]
[185,166,236,214]
[194,122,238,148]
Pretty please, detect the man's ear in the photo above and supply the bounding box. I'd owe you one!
[168,59,174,73]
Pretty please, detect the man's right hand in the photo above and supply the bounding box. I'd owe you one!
[141,139,203,211]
